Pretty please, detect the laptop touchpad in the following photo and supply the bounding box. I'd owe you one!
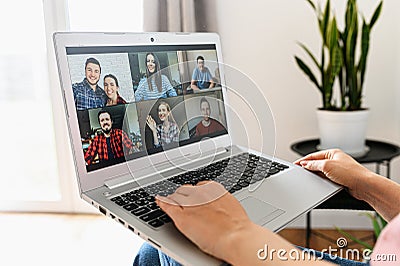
[240,196,285,226]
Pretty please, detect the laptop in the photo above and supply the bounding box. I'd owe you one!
[53,32,341,265]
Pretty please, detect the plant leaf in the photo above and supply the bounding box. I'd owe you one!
[336,227,373,250]
[357,20,370,105]
[298,42,320,69]
[305,0,316,11]
[369,1,383,29]
[380,215,388,228]
[363,212,383,238]
[295,56,321,92]
[321,0,331,43]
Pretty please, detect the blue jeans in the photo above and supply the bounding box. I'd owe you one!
[133,243,182,266]
[133,243,369,266]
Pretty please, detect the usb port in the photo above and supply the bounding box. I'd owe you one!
[118,219,125,225]
[110,213,115,219]
[128,225,135,232]
[99,206,106,215]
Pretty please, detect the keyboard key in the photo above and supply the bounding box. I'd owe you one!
[278,163,289,169]
[267,168,280,175]
[115,199,129,206]
[149,219,164,228]
[132,207,151,216]
[123,203,139,211]
[140,210,165,222]
[229,186,240,193]
[160,214,172,223]
[126,195,139,202]
[232,184,242,191]
[238,180,250,187]
[134,199,149,206]
[111,196,121,202]
[148,202,159,210]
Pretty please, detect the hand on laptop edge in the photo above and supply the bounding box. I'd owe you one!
[295,149,400,222]
[294,149,368,199]
[156,181,332,265]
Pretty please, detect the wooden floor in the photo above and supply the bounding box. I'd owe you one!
[278,228,375,261]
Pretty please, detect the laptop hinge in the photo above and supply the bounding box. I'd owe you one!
[104,174,136,190]
[104,147,231,190]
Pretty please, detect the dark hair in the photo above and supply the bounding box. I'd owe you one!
[196,55,205,62]
[85,57,101,73]
[145,53,162,92]
[104,74,119,87]
[200,97,210,109]
[97,109,112,123]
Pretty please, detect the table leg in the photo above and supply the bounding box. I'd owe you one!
[306,211,311,248]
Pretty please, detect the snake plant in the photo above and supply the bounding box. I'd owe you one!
[295,0,382,111]
[339,0,383,110]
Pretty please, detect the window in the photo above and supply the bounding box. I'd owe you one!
[0,0,60,204]
[1,0,143,211]
[68,0,143,32]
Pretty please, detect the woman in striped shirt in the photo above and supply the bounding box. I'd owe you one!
[135,53,177,102]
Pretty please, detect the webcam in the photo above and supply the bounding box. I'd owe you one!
[150,37,154,42]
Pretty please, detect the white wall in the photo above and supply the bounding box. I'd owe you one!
[215,0,400,229]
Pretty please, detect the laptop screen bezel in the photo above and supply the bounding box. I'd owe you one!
[53,32,232,193]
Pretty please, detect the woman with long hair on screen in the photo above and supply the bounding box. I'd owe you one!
[135,53,177,101]
[104,74,127,106]
[146,101,179,148]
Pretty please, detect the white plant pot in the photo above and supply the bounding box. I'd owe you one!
[316,109,370,157]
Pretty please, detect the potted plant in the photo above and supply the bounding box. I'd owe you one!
[336,212,387,257]
[295,0,383,156]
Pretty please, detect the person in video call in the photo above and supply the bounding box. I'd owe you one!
[195,97,225,137]
[84,110,136,165]
[72,57,107,110]
[133,149,400,266]
[190,55,215,91]
[146,101,179,148]
[104,74,127,106]
[135,53,178,102]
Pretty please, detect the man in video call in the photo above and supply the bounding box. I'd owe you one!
[73,57,107,110]
[190,55,215,91]
[84,110,135,165]
[195,97,225,137]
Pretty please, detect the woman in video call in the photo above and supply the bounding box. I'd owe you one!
[146,101,179,148]
[135,53,178,101]
[104,74,127,106]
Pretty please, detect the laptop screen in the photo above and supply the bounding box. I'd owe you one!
[66,44,228,172]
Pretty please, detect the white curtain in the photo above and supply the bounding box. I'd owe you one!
[143,0,217,32]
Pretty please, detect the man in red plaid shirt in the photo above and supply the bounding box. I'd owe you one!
[85,110,136,165]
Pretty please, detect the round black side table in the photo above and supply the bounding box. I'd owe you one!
[290,139,400,247]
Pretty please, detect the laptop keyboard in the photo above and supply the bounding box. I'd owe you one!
[110,153,289,229]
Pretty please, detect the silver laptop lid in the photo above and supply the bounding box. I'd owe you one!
[53,32,232,192]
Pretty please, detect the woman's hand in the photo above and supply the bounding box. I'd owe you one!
[294,149,372,199]
[146,115,157,132]
[156,181,252,261]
